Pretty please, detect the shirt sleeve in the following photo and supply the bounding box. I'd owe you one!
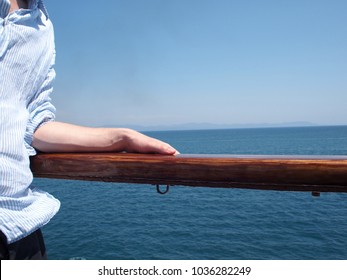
[24,65,56,156]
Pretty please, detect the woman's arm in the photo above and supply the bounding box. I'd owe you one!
[32,121,178,155]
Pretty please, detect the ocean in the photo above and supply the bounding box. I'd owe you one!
[34,126,347,260]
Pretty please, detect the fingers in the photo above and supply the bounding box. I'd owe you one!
[142,138,179,155]
[124,129,179,155]
[160,143,179,155]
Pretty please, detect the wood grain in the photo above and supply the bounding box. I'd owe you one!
[30,153,347,193]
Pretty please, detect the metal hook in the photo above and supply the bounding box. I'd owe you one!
[156,184,170,195]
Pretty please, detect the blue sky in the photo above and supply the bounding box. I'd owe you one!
[45,0,347,128]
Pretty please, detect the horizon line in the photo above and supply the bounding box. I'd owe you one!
[97,122,347,132]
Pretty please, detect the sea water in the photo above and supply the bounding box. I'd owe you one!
[35,126,347,259]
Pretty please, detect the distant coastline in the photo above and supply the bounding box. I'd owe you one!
[102,121,332,132]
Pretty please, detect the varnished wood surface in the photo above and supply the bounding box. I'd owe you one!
[30,153,347,193]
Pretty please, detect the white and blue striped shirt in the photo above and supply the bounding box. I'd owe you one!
[0,0,60,243]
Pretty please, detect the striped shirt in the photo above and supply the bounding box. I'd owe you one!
[0,0,60,243]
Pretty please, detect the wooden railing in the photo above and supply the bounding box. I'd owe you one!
[30,153,347,195]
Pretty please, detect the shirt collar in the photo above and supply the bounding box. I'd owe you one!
[0,0,49,19]
[28,0,49,19]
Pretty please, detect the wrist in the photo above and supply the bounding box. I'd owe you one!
[109,128,134,152]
